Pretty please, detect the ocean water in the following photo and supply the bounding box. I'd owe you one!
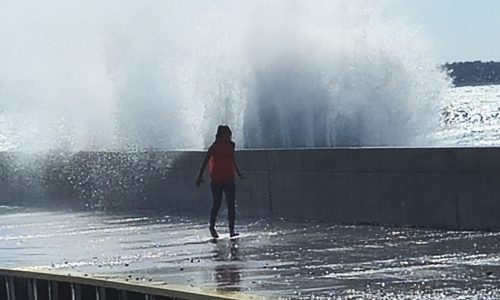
[435,85,500,146]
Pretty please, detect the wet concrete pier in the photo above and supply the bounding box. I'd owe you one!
[1,206,500,299]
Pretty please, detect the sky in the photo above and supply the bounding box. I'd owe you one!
[402,0,500,63]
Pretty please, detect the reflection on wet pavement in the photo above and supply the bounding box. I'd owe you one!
[1,205,500,299]
[212,239,241,292]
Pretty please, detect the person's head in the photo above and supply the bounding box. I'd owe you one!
[216,125,232,140]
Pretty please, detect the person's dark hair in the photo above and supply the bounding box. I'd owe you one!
[216,125,232,139]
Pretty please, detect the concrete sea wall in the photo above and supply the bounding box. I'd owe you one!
[0,148,499,231]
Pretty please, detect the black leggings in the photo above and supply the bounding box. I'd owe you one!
[210,181,236,231]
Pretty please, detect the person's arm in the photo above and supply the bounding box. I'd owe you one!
[196,148,212,187]
[233,157,243,180]
[232,143,243,180]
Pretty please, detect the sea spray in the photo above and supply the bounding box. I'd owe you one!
[0,0,450,151]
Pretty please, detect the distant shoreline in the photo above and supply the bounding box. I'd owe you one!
[443,61,500,87]
[452,82,500,88]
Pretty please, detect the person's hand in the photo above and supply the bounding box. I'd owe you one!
[196,176,204,187]
[237,172,244,180]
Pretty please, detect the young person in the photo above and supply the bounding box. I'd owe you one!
[196,125,243,238]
